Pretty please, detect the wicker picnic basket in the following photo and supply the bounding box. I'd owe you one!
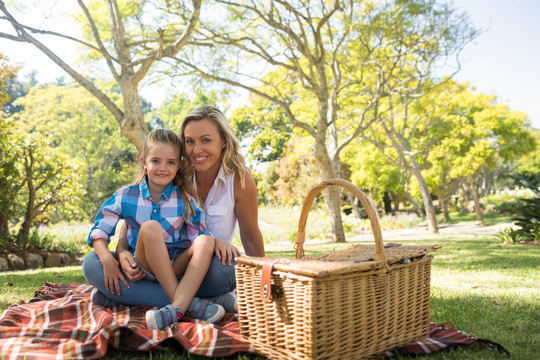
[235,179,440,360]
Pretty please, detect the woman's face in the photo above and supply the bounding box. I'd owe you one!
[183,118,226,175]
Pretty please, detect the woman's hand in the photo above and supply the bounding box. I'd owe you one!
[214,237,241,266]
[117,250,146,282]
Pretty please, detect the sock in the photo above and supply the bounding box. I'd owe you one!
[176,308,184,322]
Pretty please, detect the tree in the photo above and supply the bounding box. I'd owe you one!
[0,0,201,152]
[0,53,19,236]
[147,91,219,131]
[0,116,83,245]
[0,52,18,105]
[421,82,536,221]
[16,134,83,245]
[175,0,476,241]
[0,119,22,236]
[343,140,418,215]
[10,82,137,220]
[231,92,293,163]
[514,129,540,177]
[273,136,322,206]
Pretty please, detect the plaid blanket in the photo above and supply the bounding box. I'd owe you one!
[0,283,508,359]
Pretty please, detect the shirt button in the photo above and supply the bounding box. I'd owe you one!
[154,209,157,213]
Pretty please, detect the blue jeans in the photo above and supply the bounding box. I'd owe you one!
[82,251,237,307]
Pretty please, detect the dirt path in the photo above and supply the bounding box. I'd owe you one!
[346,221,513,242]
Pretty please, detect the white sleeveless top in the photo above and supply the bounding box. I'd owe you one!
[192,166,237,243]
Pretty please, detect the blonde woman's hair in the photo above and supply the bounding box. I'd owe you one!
[132,128,199,218]
[181,105,248,188]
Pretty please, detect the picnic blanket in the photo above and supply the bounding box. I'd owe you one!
[0,283,509,359]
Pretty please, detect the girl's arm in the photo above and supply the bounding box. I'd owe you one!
[116,224,146,281]
[87,191,129,295]
[93,238,130,295]
[235,169,265,257]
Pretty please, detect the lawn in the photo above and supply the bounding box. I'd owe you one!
[0,217,538,359]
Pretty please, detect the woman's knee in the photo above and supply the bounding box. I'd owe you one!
[196,256,237,297]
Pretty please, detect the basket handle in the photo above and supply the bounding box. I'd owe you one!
[294,178,386,264]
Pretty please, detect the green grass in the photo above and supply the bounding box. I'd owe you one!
[436,212,514,225]
[1,216,538,359]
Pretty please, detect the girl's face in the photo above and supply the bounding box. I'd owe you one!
[141,142,181,192]
[183,118,226,175]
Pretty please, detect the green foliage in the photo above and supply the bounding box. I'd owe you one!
[514,129,540,176]
[231,85,293,163]
[16,133,84,244]
[0,52,19,107]
[254,162,279,205]
[0,118,84,245]
[0,118,22,234]
[146,91,219,132]
[343,140,409,203]
[482,187,536,213]
[508,175,540,241]
[496,227,529,244]
[272,137,322,206]
[10,82,137,220]
[423,82,536,183]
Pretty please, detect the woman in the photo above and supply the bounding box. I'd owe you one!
[82,105,265,308]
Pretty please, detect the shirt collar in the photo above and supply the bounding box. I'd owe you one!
[215,165,226,185]
[193,164,226,188]
[140,177,174,201]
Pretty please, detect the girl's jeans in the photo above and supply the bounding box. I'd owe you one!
[82,251,236,307]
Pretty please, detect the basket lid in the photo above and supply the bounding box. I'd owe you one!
[313,243,441,265]
[235,255,386,278]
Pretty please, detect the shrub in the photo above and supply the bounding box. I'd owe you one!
[483,187,536,213]
[496,228,528,243]
[505,174,540,241]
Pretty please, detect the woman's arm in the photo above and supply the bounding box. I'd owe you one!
[235,169,265,257]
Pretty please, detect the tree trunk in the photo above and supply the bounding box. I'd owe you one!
[410,168,439,233]
[438,191,451,222]
[324,186,345,242]
[118,77,148,152]
[468,175,483,221]
[348,195,362,219]
[390,191,400,214]
[405,192,424,218]
[441,198,451,222]
[383,191,393,215]
[0,216,8,236]
[18,177,35,246]
[313,142,346,242]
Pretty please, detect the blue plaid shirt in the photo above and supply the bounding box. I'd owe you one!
[87,178,211,259]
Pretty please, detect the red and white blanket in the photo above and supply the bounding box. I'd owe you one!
[0,283,508,359]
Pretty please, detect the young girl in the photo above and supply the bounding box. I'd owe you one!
[87,128,225,330]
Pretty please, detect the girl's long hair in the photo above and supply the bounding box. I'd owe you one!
[132,128,199,219]
[180,105,248,188]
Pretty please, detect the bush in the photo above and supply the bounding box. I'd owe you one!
[505,174,540,241]
[496,228,528,243]
[483,187,536,213]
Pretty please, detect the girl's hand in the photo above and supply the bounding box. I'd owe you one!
[101,256,130,295]
[118,250,146,282]
[214,237,241,266]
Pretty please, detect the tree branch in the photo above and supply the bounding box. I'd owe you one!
[0,1,124,124]
[133,0,201,84]
[76,0,120,80]
[176,57,317,137]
